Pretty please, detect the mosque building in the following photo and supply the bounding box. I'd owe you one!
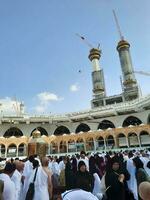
[0,14,150,158]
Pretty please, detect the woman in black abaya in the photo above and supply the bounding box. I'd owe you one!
[105,156,131,200]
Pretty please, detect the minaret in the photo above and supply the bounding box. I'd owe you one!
[88,48,106,107]
[113,10,139,101]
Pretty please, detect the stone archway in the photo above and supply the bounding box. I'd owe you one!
[85,138,94,151]
[54,126,70,135]
[106,135,115,149]
[76,138,85,152]
[50,142,58,154]
[139,131,150,147]
[18,143,27,156]
[98,120,115,130]
[4,127,23,138]
[122,116,142,127]
[96,136,104,150]
[75,123,90,133]
[0,144,6,157]
[59,141,67,153]
[7,144,17,157]
[128,132,139,147]
[117,133,127,148]
[68,140,76,153]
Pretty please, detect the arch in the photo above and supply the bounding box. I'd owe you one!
[54,126,70,136]
[76,138,85,152]
[98,120,115,130]
[59,141,67,153]
[117,133,127,148]
[139,131,150,147]
[18,143,27,157]
[122,116,142,127]
[106,135,115,149]
[31,127,48,137]
[68,140,76,153]
[0,144,6,157]
[4,127,23,138]
[50,142,58,154]
[96,136,104,150]
[7,144,17,157]
[86,138,94,151]
[75,123,90,133]
[128,132,139,147]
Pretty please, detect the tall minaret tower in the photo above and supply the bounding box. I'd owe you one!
[88,48,106,107]
[113,10,139,101]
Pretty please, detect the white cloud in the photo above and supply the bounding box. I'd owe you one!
[70,83,80,92]
[37,92,60,103]
[33,91,64,114]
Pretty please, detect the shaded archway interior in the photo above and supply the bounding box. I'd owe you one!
[122,116,142,127]
[4,127,23,138]
[98,120,115,130]
[75,123,90,133]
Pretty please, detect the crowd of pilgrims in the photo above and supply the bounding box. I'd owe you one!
[0,149,150,200]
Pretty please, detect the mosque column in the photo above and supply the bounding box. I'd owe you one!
[57,144,60,154]
[93,139,97,152]
[104,138,107,151]
[5,146,7,158]
[84,140,86,152]
[24,145,26,156]
[126,136,129,147]
[75,141,77,153]
[66,142,68,154]
[114,136,118,148]
[137,134,141,148]
[48,144,51,155]
[16,146,19,157]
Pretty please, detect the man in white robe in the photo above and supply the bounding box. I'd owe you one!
[11,160,24,200]
[140,153,150,176]
[22,156,34,200]
[0,162,16,200]
[126,153,138,200]
[28,157,52,200]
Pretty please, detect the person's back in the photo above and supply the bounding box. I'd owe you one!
[30,166,49,200]
[29,157,52,200]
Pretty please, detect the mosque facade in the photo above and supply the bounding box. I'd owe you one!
[0,29,150,158]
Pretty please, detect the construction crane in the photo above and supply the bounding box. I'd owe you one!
[76,33,93,48]
[112,9,124,41]
[134,70,150,76]
[76,33,100,49]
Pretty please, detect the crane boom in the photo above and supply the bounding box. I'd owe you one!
[113,10,124,40]
[76,33,93,48]
[134,70,150,76]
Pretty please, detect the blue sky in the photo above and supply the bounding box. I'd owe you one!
[0,0,149,115]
